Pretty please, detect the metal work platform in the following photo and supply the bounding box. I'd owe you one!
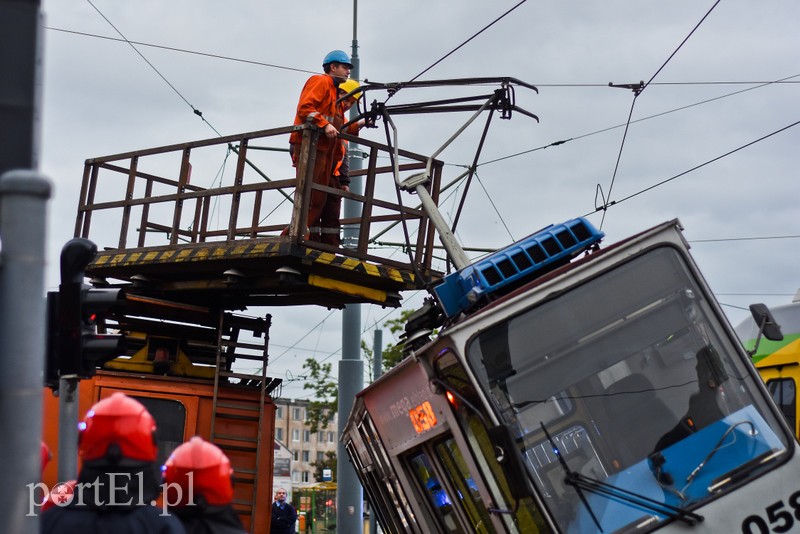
[75,125,445,310]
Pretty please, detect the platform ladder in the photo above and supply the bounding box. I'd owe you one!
[210,311,274,525]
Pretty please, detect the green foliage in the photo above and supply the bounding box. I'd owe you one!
[378,309,416,372]
[301,308,436,426]
[310,450,337,482]
[302,357,337,434]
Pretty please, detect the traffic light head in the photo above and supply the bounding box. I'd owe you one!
[48,238,127,383]
[79,286,126,373]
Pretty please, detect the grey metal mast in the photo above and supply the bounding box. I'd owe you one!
[337,0,365,532]
[0,1,50,530]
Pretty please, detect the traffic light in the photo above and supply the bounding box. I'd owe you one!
[45,238,126,387]
[79,285,126,373]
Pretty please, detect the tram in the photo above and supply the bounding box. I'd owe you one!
[736,299,800,438]
[343,217,800,533]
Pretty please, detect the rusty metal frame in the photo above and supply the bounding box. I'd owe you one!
[74,124,443,281]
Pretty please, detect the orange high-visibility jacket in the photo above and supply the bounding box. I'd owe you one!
[290,74,339,147]
[290,74,360,157]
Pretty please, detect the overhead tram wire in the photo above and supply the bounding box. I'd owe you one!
[472,170,515,242]
[85,1,298,224]
[46,24,800,92]
[369,0,530,277]
[389,0,529,99]
[264,310,337,369]
[598,0,723,230]
[86,0,222,136]
[45,26,318,76]
[49,22,795,166]
[406,0,528,83]
[478,72,800,167]
[581,118,800,217]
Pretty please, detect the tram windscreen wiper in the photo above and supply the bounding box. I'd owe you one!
[541,423,704,531]
[564,471,704,527]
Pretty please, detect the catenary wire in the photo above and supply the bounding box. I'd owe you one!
[582,118,800,216]
[85,0,223,136]
[479,73,800,167]
[599,0,723,229]
[400,0,528,89]
[46,27,800,90]
[45,26,319,76]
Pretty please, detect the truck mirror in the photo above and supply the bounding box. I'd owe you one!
[749,303,783,342]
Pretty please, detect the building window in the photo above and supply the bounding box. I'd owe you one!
[317,451,325,462]
[318,431,324,443]
[276,406,283,419]
[292,471,299,482]
[292,429,300,442]
[302,471,310,483]
[293,450,299,461]
[303,430,311,443]
[302,450,310,462]
[276,428,284,441]
[327,431,335,443]
[292,407,303,421]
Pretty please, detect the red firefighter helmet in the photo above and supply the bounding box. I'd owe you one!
[163,436,234,507]
[78,393,158,463]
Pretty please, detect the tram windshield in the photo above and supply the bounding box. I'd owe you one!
[466,246,790,533]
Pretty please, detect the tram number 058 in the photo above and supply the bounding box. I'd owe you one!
[742,491,800,533]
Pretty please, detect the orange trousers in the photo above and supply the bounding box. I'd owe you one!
[283,139,340,243]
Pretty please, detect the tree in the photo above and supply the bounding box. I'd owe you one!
[310,450,337,482]
[301,309,429,430]
[378,309,418,372]
[302,357,337,434]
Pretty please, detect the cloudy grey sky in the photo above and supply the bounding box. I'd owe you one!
[38,0,800,399]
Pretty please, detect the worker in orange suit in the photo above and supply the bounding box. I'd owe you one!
[314,78,363,246]
[283,50,362,245]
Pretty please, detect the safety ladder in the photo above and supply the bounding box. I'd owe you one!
[210,311,277,525]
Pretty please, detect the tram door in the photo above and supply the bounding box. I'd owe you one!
[403,436,498,534]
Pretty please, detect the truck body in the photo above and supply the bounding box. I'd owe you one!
[42,370,276,532]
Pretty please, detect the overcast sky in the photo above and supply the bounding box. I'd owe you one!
[38,0,800,399]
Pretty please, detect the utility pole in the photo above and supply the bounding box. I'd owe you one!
[0,1,49,531]
[368,329,382,534]
[337,0,364,532]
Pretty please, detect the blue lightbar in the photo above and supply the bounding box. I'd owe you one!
[433,217,603,317]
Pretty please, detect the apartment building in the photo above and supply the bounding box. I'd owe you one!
[273,398,338,484]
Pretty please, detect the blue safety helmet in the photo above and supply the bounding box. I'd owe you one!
[322,50,353,68]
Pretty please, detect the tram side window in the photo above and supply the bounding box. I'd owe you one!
[131,396,186,467]
[408,451,463,534]
[766,379,796,429]
[358,416,417,532]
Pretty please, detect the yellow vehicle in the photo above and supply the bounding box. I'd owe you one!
[735,299,800,437]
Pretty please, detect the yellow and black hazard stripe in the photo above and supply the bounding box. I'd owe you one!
[91,241,290,269]
[305,249,416,285]
[90,241,416,286]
